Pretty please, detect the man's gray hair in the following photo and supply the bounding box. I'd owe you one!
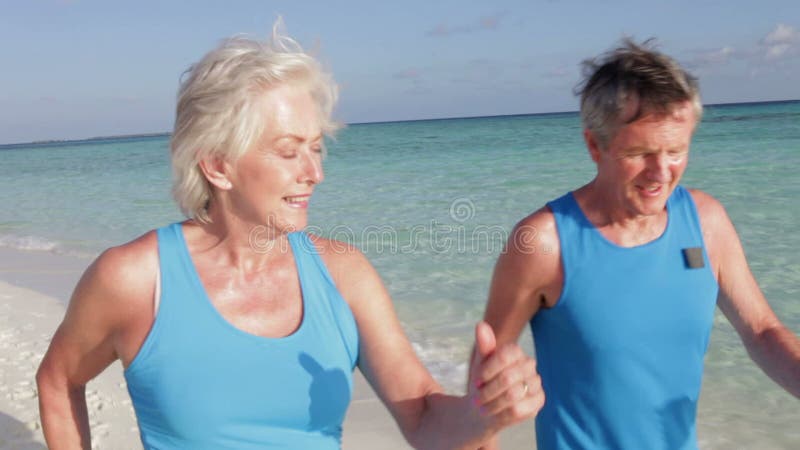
[575,38,701,149]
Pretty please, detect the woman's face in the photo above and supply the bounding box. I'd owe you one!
[226,84,325,235]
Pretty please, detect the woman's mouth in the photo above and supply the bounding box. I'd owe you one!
[283,195,310,208]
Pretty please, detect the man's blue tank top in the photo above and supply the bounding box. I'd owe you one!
[124,223,359,449]
[530,186,718,449]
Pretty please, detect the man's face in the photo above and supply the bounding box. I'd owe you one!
[588,101,697,219]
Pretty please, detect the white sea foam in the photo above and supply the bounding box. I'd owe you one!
[0,234,60,252]
[411,339,470,394]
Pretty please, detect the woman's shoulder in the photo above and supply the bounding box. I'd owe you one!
[306,233,369,269]
[85,229,161,304]
[99,229,159,272]
[305,233,379,292]
[61,228,161,344]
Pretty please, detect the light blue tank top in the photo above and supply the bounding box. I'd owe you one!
[124,223,359,449]
[531,186,719,449]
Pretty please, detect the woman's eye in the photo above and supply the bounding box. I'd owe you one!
[278,149,297,158]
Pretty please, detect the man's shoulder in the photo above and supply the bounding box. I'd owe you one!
[684,188,737,277]
[490,204,564,308]
[504,205,560,264]
[686,187,722,210]
[521,203,559,233]
[685,188,729,230]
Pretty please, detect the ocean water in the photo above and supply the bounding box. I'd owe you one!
[1,101,798,447]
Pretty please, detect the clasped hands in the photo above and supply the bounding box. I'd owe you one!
[465,321,544,444]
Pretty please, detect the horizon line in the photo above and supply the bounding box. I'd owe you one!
[2,98,797,148]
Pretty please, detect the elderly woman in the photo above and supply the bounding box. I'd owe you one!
[36,24,543,449]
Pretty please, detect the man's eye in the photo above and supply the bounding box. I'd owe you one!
[668,151,687,161]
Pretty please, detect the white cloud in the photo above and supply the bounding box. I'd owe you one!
[706,46,735,63]
[688,24,800,75]
[762,23,799,45]
[759,24,800,62]
[542,65,571,78]
[766,43,791,59]
[685,46,737,70]
[426,13,506,37]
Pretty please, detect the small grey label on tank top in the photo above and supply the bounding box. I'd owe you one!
[682,247,705,269]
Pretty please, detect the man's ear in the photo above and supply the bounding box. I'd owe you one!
[199,156,234,190]
[584,129,603,164]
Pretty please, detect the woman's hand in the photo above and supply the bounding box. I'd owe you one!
[467,321,544,442]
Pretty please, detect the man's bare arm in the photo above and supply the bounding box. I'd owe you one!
[694,190,800,397]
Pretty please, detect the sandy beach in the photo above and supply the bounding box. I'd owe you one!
[0,247,533,449]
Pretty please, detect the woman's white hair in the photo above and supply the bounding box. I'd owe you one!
[170,19,340,222]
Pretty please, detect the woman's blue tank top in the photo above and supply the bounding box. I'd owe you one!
[531,186,719,449]
[124,223,359,449]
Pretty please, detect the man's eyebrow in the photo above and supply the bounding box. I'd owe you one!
[621,144,688,153]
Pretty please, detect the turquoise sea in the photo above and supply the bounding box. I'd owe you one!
[1,100,798,448]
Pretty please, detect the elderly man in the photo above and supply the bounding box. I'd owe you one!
[479,40,800,449]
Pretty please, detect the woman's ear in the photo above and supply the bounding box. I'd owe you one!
[199,156,234,190]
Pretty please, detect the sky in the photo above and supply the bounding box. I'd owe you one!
[1,0,798,144]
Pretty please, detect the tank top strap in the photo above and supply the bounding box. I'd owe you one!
[127,222,201,373]
[288,231,359,368]
[288,231,340,294]
[152,222,202,315]
[666,185,706,249]
[156,222,212,310]
[546,191,586,285]
[155,222,185,276]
